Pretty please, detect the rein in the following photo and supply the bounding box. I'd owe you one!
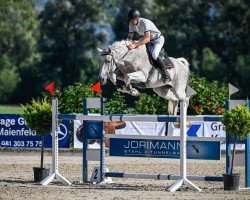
[101,46,129,64]
[116,48,129,63]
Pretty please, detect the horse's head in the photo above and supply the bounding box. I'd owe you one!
[97,47,117,85]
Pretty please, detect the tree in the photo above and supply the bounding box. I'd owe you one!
[37,0,106,88]
[221,105,250,178]
[0,0,39,103]
[209,0,250,97]
[111,0,157,40]
[0,55,20,102]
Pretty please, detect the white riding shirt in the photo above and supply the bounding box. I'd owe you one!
[129,18,164,60]
[129,18,161,40]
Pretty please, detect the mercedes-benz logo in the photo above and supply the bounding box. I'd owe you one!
[57,123,68,141]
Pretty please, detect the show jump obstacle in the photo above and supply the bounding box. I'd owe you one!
[79,98,250,191]
[42,89,250,192]
[79,97,222,192]
[40,99,71,186]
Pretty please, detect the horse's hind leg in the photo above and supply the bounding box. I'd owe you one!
[168,100,179,115]
[153,86,178,102]
[175,84,188,102]
[153,86,179,115]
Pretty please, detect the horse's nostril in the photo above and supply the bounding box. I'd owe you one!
[98,77,103,83]
[98,78,104,83]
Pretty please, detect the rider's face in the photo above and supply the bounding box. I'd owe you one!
[130,18,138,25]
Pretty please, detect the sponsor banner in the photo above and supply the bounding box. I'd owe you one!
[203,122,226,138]
[115,121,166,136]
[74,120,83,148]
[74,114,102,149]
[168,121,245,150]
[168,122,226,138]
[0,114,70,148]
[168,122,203,137]
[74,120,166,149]
[110,138,221,160]
[168,121,227,138]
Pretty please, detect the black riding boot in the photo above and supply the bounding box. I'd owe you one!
[156,56,171,83]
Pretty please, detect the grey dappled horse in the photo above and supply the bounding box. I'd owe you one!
[97,40,190,115]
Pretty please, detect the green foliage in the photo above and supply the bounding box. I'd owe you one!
[0,55,20,102]
[38,0,106,88]
[0,0,39,103]
[0,105,23,114]
[1,0,250,103]
[111,0,249,98]
[111,0,157,40]
[221,103,250,174]
[59,82,97,114]
[21,98,51,136]
[105,92,132,114]
[221,104,250,139]
[134,93,168,114]
[188,73,228,115]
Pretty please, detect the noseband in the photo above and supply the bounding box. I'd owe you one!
[100,51,116,76]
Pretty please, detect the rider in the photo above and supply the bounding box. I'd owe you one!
[127,8,172,82]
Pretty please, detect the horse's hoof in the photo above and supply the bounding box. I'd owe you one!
[173,121,191,128]
[173,122,180,128]
[131,89,139,97]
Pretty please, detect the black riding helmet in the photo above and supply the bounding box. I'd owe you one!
[128,9,140,20]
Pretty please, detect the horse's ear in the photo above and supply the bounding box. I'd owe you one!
[97,47,103,53]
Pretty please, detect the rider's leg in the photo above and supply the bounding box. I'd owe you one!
[151,37,171,83]
[156,56,171,83]
[151,36,173,67]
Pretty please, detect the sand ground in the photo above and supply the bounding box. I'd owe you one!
[0,149,249,200]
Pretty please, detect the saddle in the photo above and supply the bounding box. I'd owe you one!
[146,42,174,69]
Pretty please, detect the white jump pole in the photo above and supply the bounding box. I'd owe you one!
[40,98,71,186]
[167,101,201,192]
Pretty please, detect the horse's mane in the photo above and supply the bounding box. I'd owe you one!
[107,40,130,58]
[109,40,128,52]
[109,40,127,47]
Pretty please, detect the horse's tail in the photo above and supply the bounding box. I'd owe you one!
[178,57,190,77]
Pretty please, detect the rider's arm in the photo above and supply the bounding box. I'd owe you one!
[134,31,150,47]
[127,32,134,40]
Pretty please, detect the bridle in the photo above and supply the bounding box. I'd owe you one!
[100,47,129,75]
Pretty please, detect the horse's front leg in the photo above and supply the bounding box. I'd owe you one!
[124,71,147,96]
[125,84,139,96]
[109,71,117,85]
[115,80,133,95]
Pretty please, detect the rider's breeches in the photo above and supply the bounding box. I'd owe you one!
[151,36,165,60]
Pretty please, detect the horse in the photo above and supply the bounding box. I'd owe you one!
[97,40,190,115]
